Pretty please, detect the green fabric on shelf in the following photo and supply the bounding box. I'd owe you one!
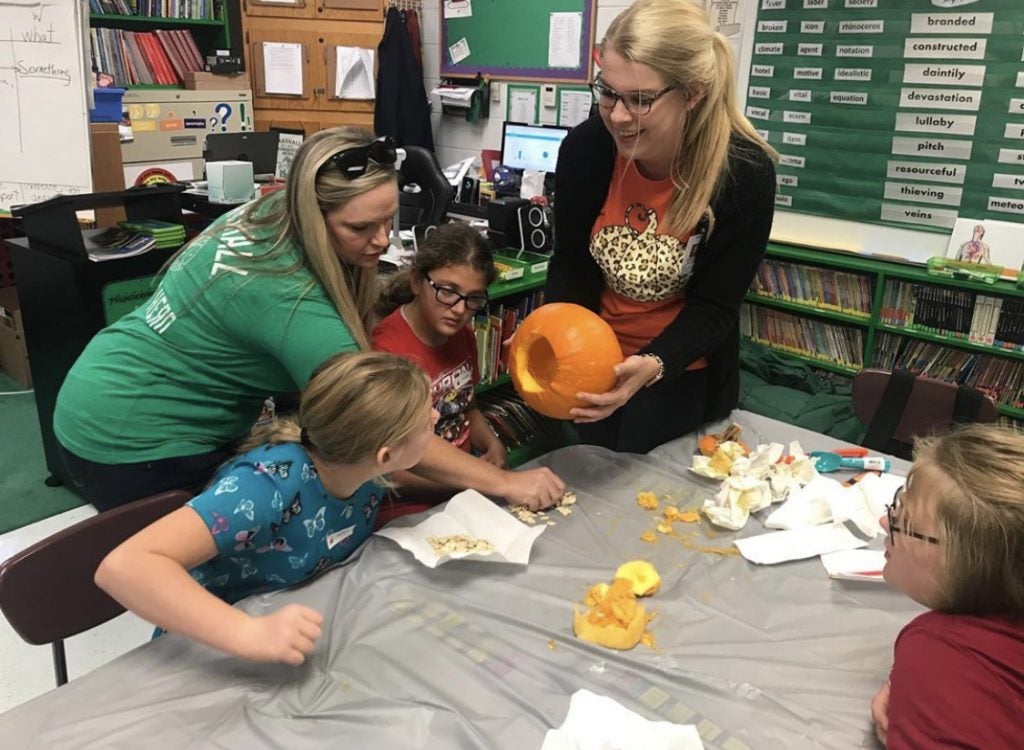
[738,340,865,444]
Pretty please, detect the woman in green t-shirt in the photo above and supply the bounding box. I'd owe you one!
[54,127,564,512]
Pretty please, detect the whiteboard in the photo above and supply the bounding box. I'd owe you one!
[0,0,92,214]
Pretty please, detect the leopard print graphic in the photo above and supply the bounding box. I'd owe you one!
[591,202,699,302]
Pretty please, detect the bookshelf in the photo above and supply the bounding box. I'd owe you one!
[475,268,574,468]
[89,3,231,89]
[743,243,1024,425]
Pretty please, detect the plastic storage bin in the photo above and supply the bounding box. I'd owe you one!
[89,87,126,123]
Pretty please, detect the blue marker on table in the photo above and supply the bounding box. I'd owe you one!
[811,451,891,473]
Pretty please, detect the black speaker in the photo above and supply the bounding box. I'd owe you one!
[459,175,479,204]
[486,197,529,248]
[516,203,551,253]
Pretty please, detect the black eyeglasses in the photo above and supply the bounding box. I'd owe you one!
[424,273,489,312]
[590,78,676,116]
[886,487,941,546]
[321,136,398,179]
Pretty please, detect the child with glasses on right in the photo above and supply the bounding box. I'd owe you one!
[372,223,506,510]
[871,423,1024,749]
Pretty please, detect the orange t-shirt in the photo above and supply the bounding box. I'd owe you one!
[590,156,708,368]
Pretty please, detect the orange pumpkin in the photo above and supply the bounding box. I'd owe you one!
[508,303,623,419]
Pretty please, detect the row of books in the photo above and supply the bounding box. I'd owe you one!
[473,291,545,386]
[749,260,873,317]
[740,304,865,368]
[873,333,1024,409]
[476,387,562,449]
[120,219,186,249]
[880,281,1024,350]
[81,219,185,261]
[89,0,218,19]
[90,27,205,87]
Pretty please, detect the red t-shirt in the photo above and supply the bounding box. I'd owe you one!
[371,307,479,452]
[886,610,1024,750]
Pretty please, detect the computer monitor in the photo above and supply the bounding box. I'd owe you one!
[203,131,280,179]
[500,122,570,173]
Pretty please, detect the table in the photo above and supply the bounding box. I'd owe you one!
[0,411,919,749]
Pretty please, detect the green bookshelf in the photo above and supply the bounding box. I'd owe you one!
[89,10,231,88]
[744,242,1024,423]
[476,373,511,394]
[744,292,870,326]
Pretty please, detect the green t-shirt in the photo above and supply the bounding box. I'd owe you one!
[54,202,358,464]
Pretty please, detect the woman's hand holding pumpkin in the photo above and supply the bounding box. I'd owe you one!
[570,355,662,423]
[500,466,566,510]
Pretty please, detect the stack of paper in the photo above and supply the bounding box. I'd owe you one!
[431,85,476,111]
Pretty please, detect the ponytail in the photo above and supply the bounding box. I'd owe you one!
[237,416,302,454]
[376,268,416,318]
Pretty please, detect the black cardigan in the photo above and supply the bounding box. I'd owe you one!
[546,115,777,423]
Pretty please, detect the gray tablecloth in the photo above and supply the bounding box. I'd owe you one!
[0,411,919,750]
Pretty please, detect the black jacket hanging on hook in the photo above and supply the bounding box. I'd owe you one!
[375,6,434,150]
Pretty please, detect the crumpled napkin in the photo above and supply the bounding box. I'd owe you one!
[698,441,816,530]
[765,472,905,538]
[541,689,704,750]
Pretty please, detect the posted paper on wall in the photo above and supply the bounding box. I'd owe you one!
[449,37,471,65]
[443,0,472,19]
[335,47,375,100]
[510,89,538,124]
[548,12,582,68]
[262,42,304,96]
[559,90,591,127]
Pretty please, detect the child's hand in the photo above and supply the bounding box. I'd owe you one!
[238,604,324,665]
[502,467,566,511]
[870,680,890,746]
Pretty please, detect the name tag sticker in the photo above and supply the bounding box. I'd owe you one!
[326,526,356,550]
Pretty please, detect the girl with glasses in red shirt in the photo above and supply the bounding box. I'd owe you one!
[372,223,506,513]
[872,424,1024,749]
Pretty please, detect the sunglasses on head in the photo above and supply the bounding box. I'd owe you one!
[321,136,398,179]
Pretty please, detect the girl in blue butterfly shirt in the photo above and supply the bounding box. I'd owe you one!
[95,351,437,665]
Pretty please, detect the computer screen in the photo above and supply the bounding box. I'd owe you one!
[500,123,570,173]
[203,131,280,178]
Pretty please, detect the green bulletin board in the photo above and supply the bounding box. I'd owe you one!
[440,0,596,83]
[748,0,1024,232]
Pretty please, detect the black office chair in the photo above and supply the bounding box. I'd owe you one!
[398,147,454,230]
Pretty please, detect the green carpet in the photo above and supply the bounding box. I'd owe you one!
[0,374,85,534]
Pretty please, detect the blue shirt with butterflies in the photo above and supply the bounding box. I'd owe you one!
[186,442,382,604]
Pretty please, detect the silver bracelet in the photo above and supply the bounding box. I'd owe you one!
[640,353,665,387]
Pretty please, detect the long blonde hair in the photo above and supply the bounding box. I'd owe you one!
[239,351,431,467]
[178,127,396,349]
[906,424,1024,618]
[602,0,778,235]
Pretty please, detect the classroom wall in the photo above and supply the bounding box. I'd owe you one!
[421,0,635,169]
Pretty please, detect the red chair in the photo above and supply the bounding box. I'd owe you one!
[853,369,998,457]
[0,490,192,686]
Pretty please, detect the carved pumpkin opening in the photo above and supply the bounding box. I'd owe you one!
[522,337,557,392]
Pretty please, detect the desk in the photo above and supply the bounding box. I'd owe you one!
[0,411,918,749]
[178,188,253,220]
